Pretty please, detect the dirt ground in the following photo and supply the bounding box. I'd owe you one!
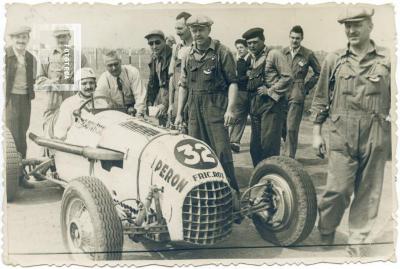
[3,92,395,265]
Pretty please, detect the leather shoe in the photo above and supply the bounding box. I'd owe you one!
[231,143,240,153]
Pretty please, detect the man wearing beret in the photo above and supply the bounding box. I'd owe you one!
[5,25,36,188]
[174,15,240,194]
[282,25,321,158]
[95,50,147,117]
[36,25,88,137]
[145,30,172,127]
[229,38,252,153]
[311,8,391,256]
[242,27,293,167]
[167,11,193,127]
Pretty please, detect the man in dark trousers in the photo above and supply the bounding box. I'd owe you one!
[282,25,320,158]
[5,25,36,188]
[311,8,391,256]
[145,30,172,126]
[229,39,252,153]
[174,15,240,194]
[242,28,292,167]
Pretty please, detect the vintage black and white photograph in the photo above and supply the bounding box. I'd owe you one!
[1,0,397,266]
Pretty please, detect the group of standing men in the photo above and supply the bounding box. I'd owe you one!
[5,7,391,256]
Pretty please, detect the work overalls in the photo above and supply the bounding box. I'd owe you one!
[318,53,391,244]
[186,44,239,191]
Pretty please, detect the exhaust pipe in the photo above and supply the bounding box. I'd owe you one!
[29,133,124,161]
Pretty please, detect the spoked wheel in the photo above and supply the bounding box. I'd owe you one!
[4,128,21,202]
[61,177,123,261]
[249,156,317,246]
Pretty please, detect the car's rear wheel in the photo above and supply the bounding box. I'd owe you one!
[4,128,21,202]
[249,156,317,246]
[61,176,123,260]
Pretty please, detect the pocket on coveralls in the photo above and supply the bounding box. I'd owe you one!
[329,115,346,152]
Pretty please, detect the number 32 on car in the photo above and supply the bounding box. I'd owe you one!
[174,139,218,169]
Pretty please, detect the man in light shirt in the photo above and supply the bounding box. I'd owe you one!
[95,50,147,117]
[167,11,193,126]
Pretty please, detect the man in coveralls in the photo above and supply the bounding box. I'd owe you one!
[174,15,240,194]
[282,25,320,158]
[242,28,292,167]
[311,8,391,256]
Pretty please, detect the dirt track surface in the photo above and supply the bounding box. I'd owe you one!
[4,92,395,265]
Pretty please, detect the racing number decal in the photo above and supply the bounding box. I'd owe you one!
[174,139,218,169]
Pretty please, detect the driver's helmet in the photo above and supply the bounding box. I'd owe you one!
[75,67,96,83]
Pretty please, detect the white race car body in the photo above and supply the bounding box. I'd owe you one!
[54,110,233,244]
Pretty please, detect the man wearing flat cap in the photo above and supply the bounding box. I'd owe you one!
[167,11,193,127]
[36,25,88,138]
[5,25,37,188]
[242,27,293,167]
[281,25,321,159]
[174,15,240,194]
[95,50,147,117]
[311,8,391,256]
[145,29,172,126]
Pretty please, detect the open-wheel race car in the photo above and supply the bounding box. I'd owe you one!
[4,96,317,261]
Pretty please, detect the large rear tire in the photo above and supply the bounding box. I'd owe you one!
[249,156,317,246]
[61,176,123,260]
[4,128,21,202]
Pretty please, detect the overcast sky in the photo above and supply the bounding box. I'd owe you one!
[5,3,396,53]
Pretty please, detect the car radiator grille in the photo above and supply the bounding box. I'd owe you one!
[119,120,160,137]
[182,181,233,245]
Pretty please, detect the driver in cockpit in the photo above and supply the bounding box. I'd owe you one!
[53,67,103,140]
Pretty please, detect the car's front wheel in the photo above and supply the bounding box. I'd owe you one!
[249,156,317,246]
[60,176,123,260]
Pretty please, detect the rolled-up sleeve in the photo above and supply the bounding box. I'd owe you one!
[310,53,337,124]
[179,54,189,90]
[94,72,110,99]
[305,52,321,91]
[266,50,292,101]
[219,46,238,85]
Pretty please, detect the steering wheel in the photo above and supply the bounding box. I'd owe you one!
[73,96,122,119]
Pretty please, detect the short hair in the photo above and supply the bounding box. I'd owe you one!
[235,39,248,47]
[290,25,304,37]
[176,11,192,22]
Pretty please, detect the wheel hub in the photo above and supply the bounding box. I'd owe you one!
[65,198,95,255]
[252,174,294,230]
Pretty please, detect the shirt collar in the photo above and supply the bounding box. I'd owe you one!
[12,46,26,63]
[342,40,382,57]
[191,38,215,54]
[237,52,250,61]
